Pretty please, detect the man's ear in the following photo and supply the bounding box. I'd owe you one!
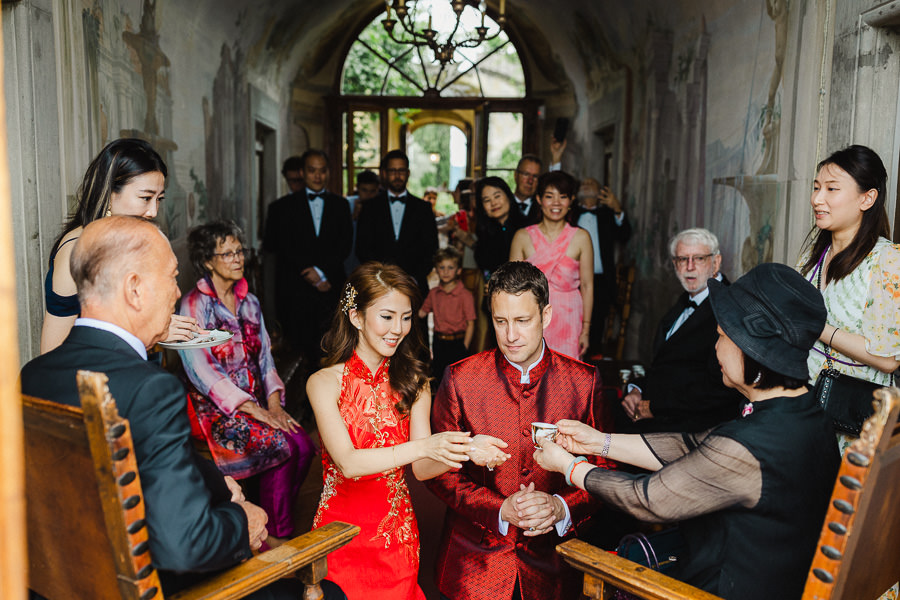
[123,271,143,311]
[541,304,553,330]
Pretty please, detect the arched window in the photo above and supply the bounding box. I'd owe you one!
[341,4,525,98]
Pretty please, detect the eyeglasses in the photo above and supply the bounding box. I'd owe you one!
[672,254,714,268]
[214,248,248,262]
[515,170,539,180]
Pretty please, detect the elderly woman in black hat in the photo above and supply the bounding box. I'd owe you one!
[533,263,841,600]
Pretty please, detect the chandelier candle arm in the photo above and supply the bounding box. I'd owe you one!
[382,0,506,66]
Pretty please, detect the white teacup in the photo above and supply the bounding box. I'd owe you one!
[531,422,558,448]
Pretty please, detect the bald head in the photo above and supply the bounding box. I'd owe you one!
[72,216,161,304]
[72,216,180,347]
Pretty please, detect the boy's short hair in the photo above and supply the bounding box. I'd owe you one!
[433,246,462,268]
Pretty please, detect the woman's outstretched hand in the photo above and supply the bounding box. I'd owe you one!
[533,439,574,474]
[423,431,473,469]
[555,419,605,455]
[467,434,511,469]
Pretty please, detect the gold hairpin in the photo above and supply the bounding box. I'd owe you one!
[341,283,358,314]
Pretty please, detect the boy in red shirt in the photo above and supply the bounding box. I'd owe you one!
[420,247,476,388]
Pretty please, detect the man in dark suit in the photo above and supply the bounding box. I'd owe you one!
[20,216,342,599]
[621,228,743,433]
[264,149,352,361]
[573,177,632,351]
[511,154,543,225]
[355,149,438,297]
[426,262,613,600]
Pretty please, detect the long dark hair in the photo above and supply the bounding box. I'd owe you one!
[799,145,890,284]
[321,262,428,414]
[53,138,167,255]
[474,176,524,238]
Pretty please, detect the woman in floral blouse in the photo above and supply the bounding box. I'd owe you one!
[179,220,315,544]
[797,145,899,600]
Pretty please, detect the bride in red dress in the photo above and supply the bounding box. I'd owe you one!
[308,262,509,600]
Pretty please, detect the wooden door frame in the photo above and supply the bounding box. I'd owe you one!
[325,95,541,194]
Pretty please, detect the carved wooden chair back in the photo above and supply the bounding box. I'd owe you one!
[556,386,900,600]
[603,263,636,360]
[24,369,358,600]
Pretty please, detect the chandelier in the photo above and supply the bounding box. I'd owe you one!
[382,0,507,66]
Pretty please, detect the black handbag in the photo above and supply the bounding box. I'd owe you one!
[813,351,881,436]
[812,261,884,437]
[613,529,683,600]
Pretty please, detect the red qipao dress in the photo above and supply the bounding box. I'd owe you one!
[312,352,425,600]
[526,224,583,358]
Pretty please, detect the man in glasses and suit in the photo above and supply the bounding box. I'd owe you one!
[620,227,742,433]
[264,148,352,362]
[355,149,438,299]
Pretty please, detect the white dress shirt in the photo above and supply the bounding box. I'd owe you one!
[388,191,407,240]
[306,188,325,237]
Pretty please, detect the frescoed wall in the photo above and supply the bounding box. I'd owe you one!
[4,0,900,362]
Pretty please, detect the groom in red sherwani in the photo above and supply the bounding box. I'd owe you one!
[426,261,614,600]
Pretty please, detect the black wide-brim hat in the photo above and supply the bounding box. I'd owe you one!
[708,263,826,380]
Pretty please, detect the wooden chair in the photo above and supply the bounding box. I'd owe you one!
[24,370,359,600]
[602,263,636,361]
[557,386,900,600]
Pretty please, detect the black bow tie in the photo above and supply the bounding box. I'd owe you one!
[681,296,700,311]
[308,192,324,200]
[390,194,406,204]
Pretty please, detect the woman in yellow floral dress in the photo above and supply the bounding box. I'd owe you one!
[308,262,509,600]
[797,145,900,600]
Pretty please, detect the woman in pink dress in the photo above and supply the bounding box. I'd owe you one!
[509,171,594,358]
[307,262,509,600]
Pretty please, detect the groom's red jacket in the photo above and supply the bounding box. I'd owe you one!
[426,347,614,600]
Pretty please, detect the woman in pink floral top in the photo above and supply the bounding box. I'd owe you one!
[179,221,315,542]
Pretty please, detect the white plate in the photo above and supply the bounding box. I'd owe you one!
[159,329,233,350]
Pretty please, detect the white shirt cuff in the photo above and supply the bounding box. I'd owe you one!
[627,383,642,395]
[553,494,572,536]
[313,266,327,282]
[498,511,510,535]
[549,162,561,172]
[614,212,626,226]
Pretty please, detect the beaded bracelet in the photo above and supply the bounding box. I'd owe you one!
[565,456,588,486]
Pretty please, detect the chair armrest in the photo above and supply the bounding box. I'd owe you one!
[557,539,723,600]
[171,521,359,600]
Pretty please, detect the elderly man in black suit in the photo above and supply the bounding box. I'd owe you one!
[573,177,631,352]
[355,149,438,297]
[264,149,352,362]
[20,216,343,599]
[621,227,743,433]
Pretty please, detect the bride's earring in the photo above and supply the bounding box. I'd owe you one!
[105,207,112,217]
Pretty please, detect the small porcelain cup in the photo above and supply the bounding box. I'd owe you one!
[531,422,558,448]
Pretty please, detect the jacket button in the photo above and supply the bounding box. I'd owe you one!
[516,542,524,549]
[522,428,529,437]
[521,467,530,476]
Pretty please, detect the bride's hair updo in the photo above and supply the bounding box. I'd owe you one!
[321,262,428,414]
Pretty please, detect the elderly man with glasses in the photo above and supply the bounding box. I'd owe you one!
[620,227,743,433]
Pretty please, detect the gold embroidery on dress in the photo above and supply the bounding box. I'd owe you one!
[372,467,419,566]
[332,356,419,561]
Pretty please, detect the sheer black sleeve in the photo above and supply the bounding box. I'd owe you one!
[582,433,762,523]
